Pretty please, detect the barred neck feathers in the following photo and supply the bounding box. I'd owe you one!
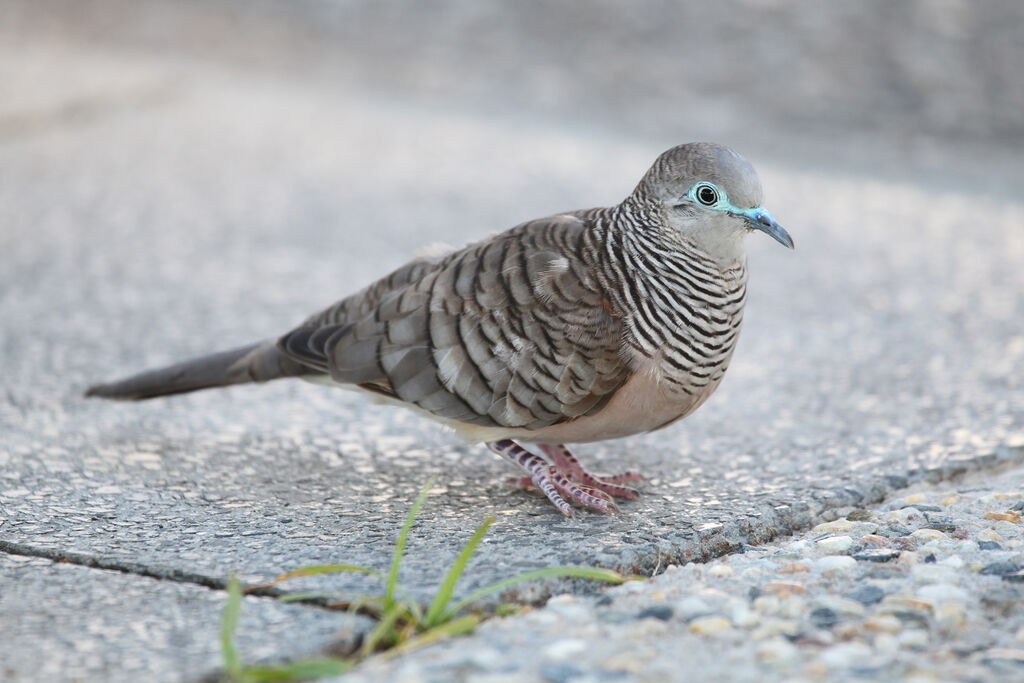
[588,204,748,396]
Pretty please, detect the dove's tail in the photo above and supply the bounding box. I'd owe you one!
[84,342,310,400]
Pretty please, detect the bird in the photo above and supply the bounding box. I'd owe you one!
[85,142,793,516]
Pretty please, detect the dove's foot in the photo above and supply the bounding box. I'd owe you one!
[487,440,641,516]
[537,444,642,499]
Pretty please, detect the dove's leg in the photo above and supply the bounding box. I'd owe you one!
[537,444,642,499]
[487,440,617,515]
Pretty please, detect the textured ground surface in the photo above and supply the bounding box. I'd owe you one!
[1,1,1022,681]
[347,457,1024,682]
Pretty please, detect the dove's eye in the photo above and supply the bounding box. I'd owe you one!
[695,183,719,206]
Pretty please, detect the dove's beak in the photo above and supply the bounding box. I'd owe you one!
[742,207,794,249]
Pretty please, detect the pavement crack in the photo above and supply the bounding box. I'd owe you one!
[0,539,288,599]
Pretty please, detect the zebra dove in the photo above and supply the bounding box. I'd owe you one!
[86,142,792,515]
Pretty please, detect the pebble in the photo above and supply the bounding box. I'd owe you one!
[980,561,1021,576]
[542,639,588,660]
[984,511,1021,523]
[809,606,839,628]
[845,584,885,605]
[636,605,673,621]
[982,587,1021,611]
[923,516,959,532]
[911,564,958,584]
[674,596,712,621]
[941,555,964,569]
[934,602,967,631]
[1002,570,1024,583]
[884,509,918,525]
[853,549,900,562]
[993,521,1020,537]
[916,584,969,604]
[689,615,732,635]
[899,629,930,649]
[891,536,917,550]
[879,595,934,612]
[813,596,866,617]
[873,632,900,654]
[977,529,1003,542]
[860,534,890,547]
[751,618,801,640]
[729,601,760,628]
[864,615,903,633]
[910,528,948,542]
[820,641,874,668]
[756,637,800,665]
[762,581,805,596]
[817,535,855,554]
[982,648,1024,666]
[816,556,857,575]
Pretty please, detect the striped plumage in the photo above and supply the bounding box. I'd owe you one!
[85,142,793,515]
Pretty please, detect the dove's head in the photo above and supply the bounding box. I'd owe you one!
[632,142,793,258]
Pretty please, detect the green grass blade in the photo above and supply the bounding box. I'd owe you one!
[240,657,351,682]
[343,594,381,615]
[221,574,244,682]
[384,479,433,608]
[358,603,409,658]
[396,588,424,623]
[247,564,380,591]
[422,516,494,628]
[378,615,479,660]
[443,566,631,620]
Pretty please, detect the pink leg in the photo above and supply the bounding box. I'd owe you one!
[487,439,573,515]
[545,467,620,513]
[487,440,640,515]
[537,444,642,499]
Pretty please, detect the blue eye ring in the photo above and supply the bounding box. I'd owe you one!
[694,182,719,207]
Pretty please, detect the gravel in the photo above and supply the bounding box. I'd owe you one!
[346,462,1024,681]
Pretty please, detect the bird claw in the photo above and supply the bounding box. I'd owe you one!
[537,444,642,500]
[489,440,640,515]
[594,471,644,485]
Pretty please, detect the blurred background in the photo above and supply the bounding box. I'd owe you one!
[4,0,1023,192]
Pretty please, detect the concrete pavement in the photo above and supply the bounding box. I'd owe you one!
[1,2,1022,680]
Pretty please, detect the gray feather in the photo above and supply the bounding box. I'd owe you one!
[267,213,629,430]
[83,342,306,400]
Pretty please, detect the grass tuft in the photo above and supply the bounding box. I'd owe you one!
[219,481,634,681]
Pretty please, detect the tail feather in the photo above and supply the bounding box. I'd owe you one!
[84,341,310,400]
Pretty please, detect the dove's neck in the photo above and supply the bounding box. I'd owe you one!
[584,201,748,405]
[611,199,746,265]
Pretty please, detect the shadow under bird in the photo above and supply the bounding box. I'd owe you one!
[86,142,793,516]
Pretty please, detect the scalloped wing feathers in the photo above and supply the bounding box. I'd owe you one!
[277,215,629,430]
